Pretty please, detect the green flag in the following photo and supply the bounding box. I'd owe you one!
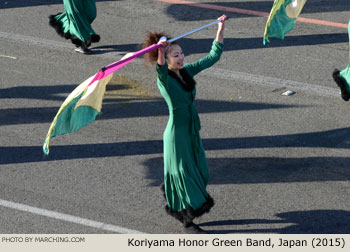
[333,21,350,101]
[263,0,307,44]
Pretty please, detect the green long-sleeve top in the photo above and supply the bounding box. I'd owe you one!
[156,40,224,111]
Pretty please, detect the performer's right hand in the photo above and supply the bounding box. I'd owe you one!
[158,40,169,54]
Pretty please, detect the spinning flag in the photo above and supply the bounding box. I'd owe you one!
[263,0,307,44]
[42,46,158,155]
[333,21,350,101]
[43,19,221,155]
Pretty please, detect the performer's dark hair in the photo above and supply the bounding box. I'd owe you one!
[142,31,177,64]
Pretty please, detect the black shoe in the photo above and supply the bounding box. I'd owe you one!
[333,69,350,101]
[91,34,100,43]
[74,44,92,55]
[183,222,208,234]
[86,36,92,47]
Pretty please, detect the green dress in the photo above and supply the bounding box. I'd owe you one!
[156,40,224,216]
[49,0,98,46]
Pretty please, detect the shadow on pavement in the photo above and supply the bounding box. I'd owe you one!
[164,1,350,21]
[91,43,140,55]
[178,34,349,56]
[2,127,350,168]
[0,89,298,125]
[144,151,350,186]
[200,210,350,233]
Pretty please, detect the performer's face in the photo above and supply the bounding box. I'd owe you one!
[166,44,184,71]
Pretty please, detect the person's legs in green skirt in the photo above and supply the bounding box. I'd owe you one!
[49,0,100,54]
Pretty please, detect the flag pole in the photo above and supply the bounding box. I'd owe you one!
[101,19,221,73]
[168,19,221,43]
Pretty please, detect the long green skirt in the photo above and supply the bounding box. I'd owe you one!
[49,0,99,46]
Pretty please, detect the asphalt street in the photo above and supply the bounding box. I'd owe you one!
[0,0,350,234]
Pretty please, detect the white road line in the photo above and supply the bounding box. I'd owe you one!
[0,31,71,50]
[0,31,340,98]
[0,54,16,59]
[0,199,144,234]
[204,67,339,98]
[0,31,118,59]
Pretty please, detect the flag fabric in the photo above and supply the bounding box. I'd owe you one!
[333,20,350,101]
[43,44,160,155]
[263,0,307,44]
[43,73,111,155]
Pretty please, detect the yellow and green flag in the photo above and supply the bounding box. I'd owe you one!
[43,46,157,155]
[42,73,114,155]
[263,0,307,44]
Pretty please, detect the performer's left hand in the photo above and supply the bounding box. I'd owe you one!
[217,14,228,31]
